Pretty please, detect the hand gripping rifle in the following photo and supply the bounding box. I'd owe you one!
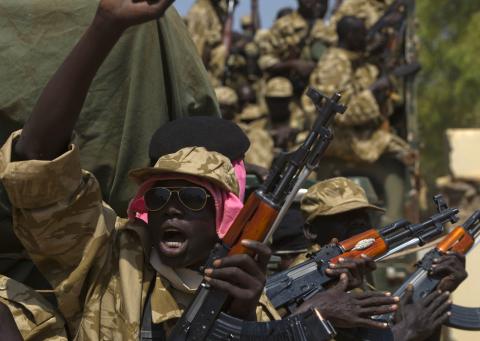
[167,88,346,341]
[374,210,480,330]
[266,195,459,314]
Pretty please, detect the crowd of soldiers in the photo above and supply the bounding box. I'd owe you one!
[0,1,472,341]
[187,0,417,173]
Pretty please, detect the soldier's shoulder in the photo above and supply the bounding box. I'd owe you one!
[0,275,68,340]
[271,11,307,33]
[334,0,382,28]
[317,47,351,71]
[186,0,214,18]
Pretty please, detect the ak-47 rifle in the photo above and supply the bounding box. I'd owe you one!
[367,0,412,40]
[222,0,236,85]
[167,88,346,341]
[374,210,480,330]
[251,0,260,37]
[266,195,459,314]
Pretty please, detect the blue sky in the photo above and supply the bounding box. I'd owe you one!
[174,0,297,30]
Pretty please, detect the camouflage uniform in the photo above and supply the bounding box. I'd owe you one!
[215,87,274,169]
[264,77,311,151]
[214,86,238,108]
[236,104,267,130]
[238,123,274,169]
[315,0,386,45]
[0,275,67,341]
[304,46,412,163]
[257,11,329,72]
[186,0,223,58]
[236,105,271,168]
[186,0,227,86]
[0,131,279,340]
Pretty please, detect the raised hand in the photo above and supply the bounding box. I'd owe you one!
[97,0,175,30]
[296,273,399,329]
[204,240,271,321]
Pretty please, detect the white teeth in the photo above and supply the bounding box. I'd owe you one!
[165,242,182,248]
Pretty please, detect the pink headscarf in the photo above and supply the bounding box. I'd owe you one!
[127,160,246,239]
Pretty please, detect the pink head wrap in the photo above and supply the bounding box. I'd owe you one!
[127,160,246,239]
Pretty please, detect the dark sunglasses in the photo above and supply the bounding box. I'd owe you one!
[144,187,211,212]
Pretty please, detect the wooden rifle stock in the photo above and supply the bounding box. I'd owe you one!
[435,210,480,255]
[373,211,480,326]
[437,226,474,254]
[223,193,279,255]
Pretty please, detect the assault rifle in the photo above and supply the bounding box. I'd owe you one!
[222,0,236,85]
[266,195,459,313]
[167,88,346,341]
[374,210,480,330]
[367,0,412,42]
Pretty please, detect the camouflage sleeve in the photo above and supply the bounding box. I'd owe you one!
[308,49,351,96]
[336,89,381,127]
[257,13,308,71]
[256,35,280,71]
[243,128,274,169]
[256,294,281,321]
[0,131,115,288]
[307,49,381,126]
[0,276,68,341]
[186,5,209,56]
[186,4,222,57]
[303,48,351,114]
[336,64,381,126]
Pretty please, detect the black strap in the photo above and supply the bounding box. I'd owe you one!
[140,278,167,341]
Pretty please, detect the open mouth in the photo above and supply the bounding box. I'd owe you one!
[159,228,188,257]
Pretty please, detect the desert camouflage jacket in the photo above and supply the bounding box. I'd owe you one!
[0,275,68,341]
[0,131,279,340]
[258,11,329,71]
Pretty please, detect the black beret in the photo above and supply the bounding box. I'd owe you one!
[149,116,250,164]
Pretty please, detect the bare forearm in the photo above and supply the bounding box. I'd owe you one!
[15,14,124,161]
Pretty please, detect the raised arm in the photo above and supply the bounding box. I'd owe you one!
[14,0,174,161]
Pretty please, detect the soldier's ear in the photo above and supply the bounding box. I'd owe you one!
[303,223,318,241]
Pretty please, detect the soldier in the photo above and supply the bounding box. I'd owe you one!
[313,0,387,45]
[0,1,281,339]
[296,177,385,266]
[237,102,267,130]
[263,77,310,152]
[186,0,225,62]
[214,86,239,120]
[305,15,414,165]
[0,1,220,339]
[297,177,468,340]
[186,0,231,86]
[258,0,330,96]
[215,86,274,170]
